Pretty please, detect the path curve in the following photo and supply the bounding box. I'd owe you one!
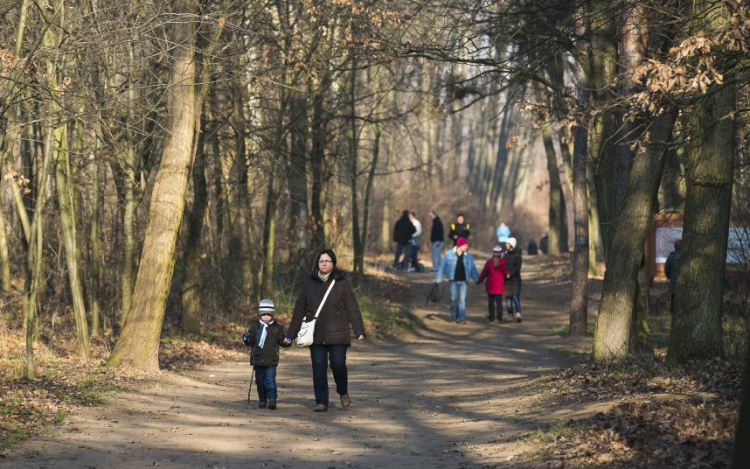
[3,257,595,469]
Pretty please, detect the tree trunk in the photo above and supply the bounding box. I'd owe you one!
[89,125,102,337]
[181,117,207,335]
[593,111,676,359]
[55,121,90,359]
[119,36,140,327]
[570,68,590,337]
[667,87,734,365]
[537,80,568,256]
[349,57,364,275]
[0,131,11,295]
[108,1,198,370]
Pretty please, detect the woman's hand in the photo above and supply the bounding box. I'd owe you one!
[357,335,365,341]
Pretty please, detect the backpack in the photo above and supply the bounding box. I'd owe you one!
[426,282,444,305]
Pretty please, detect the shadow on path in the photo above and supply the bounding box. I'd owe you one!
[2,257,595,469]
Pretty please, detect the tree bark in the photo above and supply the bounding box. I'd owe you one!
[55,120,90,359]
[570,67,590,337]
[108,1,198,370]
[593,111,676,359]
[666,86,734,365]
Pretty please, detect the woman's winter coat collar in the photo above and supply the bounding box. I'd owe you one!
[310,268,347,282]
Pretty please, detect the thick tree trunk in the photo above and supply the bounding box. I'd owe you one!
[539,103,568,256]
[593,111,676,359]
[108,2,197,370]
[667,84,734,365]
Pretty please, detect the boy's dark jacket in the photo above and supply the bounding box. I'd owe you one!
[245,321,288,367]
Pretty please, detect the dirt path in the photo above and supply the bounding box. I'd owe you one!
[2,257,597,469]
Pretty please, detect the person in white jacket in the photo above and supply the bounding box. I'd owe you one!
[408,212,422,271]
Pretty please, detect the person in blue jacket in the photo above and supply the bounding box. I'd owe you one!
[435,237,479,323]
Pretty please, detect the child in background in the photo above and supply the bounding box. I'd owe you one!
[476,246,509,322]
[242,299,290,409]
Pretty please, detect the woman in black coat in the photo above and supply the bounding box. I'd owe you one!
[503,238,523,322]
[286,249,366,412]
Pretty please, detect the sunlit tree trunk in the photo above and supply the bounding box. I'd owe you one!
[0,134,11,295]
[108,1,198,370]
[55,119,90,359]
[89,124,102,337]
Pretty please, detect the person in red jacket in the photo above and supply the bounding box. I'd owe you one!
[476,245,509,322]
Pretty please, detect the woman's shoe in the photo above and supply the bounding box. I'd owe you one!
[515,312,522,322]
[340,393,351,407]
[314,404,328,412]
[268,400,276,410]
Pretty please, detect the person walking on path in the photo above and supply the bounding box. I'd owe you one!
[503,237,523,322]
[435,237,479,323]
[429,210,444,273]
[408,212,423,271]
[477,246,509,322]
[242,299,290,410]
[393,210,416,270]
[448,213,471,246]
[664,238,682,313]
[285,249,366,412]
[496,222,511,246]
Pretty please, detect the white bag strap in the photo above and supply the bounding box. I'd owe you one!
[312,279,336,320]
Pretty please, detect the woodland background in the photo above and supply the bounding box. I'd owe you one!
[1,0,750,465]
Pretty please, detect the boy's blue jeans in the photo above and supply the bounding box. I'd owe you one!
[449,280,468,321]
[310,344,348,407]
[255,366,277,402]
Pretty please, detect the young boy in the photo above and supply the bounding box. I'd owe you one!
[242,299,289,409]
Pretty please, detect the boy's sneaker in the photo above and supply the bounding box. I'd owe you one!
[515,312,522,322]
[268,400,276,410]
[258,401,267,409]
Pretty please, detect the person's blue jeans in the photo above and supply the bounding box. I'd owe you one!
[449,281,468,321]
[506,294,521,314]
[430,241,443,271]
[310,344,349,407]
[410,239,420,267]
[254,366,277,402]
[394,243,412,270]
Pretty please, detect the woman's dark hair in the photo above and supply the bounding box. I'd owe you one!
[316,249,337,269]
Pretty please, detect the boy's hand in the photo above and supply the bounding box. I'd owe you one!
[241,332,251,346]
[283,337,292,345]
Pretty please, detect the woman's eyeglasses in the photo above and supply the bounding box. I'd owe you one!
[318,260,333,264]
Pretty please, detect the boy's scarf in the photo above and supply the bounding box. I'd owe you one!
[256,319,274,349]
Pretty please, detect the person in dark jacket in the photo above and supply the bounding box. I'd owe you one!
[503,237,523,322]
[393,210,417,270]
[448,213,470,246]
[285,249,366,412]
[477,246,509,322]
[429,210,444,273]
[242,299,290,409]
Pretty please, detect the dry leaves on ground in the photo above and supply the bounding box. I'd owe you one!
[525,356,741,468]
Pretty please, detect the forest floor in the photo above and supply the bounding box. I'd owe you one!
[0,255,740,468]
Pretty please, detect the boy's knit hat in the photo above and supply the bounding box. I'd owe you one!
[259,299,275,316]
[456,237,468,247]
[493,245,503,253]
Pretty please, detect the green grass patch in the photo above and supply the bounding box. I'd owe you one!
[359,297,423,337]
[555,320,596,336]
[528,421,587,444]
